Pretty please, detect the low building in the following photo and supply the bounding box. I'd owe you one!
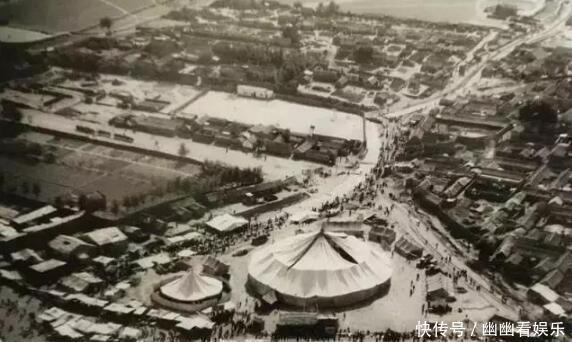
[48,235,97,262]
[313,70,339,84]
[264,139,293,157]
[132,98,170,113]
[289,211,319,224]
[294,148,336,166]
[434,114,513,148]
[214,133,243,150]
[59,272,104,293]
[237,85,274,100]
[92,256,117,271]
[134,116,181,137]
[176,315,214,339]
[0,224,18,240]
[202,256,230,278]
[84,227,128,256]
[275,313,338,338]
[443,177,473,199]
[10,248,43,266]
[477,168,524,187]
[368,226,396,250]
[206,214,248,235]
[528,283,560,305]
[110,114,181,137]
[26,259,69,285]
[426,274,454,307]
[543,302,567,320]
[11,205,57,228]
[394,236,423,260]
[205,178,294,207]
[0,211,88,254]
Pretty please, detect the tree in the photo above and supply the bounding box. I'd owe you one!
[78,194,87,210]
[353,45,374,64]
[178,142,189,157]
[316,2,324,15]
[32,183,41,198]
[283,129,291,143]
[198,51,214,64]
[326,0,340,15]
[110,200,120,215]
[519,99,557,123]
[1,102,23,122]
[132,195,141,207]
[44,152,56,164]
[518,98,558,135]
[477,234,499,262]
[180,177,193,193]
[99,17,113,36]
[174,176,182,190]
[54,196,64,208]
[282,26,301,45]
[21,181,29,194]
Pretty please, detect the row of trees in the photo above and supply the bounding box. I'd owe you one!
[106,160,263,215]
[0,173,42,198]
[293,1,340,16]
[211,41,286,67]
[201,161,263,186]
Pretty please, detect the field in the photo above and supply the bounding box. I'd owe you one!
[0,0,155,33]
[182,91,366,141]
[0,132,201,206]
[0,26,51,43]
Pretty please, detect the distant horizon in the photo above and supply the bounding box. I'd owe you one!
[277,0,544,24]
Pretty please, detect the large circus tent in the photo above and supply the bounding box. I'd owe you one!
[247,229,392,308]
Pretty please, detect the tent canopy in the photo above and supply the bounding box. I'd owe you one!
[160,269,223,303]
[290,211,319,224]
[248,229,391,306]
[206,214,248,234]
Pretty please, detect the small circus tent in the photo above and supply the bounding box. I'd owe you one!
[159,269,223,304]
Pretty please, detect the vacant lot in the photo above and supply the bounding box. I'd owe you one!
[183,91,366,141]
[0,133,201,206]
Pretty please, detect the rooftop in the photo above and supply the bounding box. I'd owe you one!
[206,214,248,233]
[84,227,127,246]
[11,205,57,226]
[30,259,67,273]
[49,235,96,255]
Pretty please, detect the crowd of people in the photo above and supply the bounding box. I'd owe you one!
[193,212,290,257]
